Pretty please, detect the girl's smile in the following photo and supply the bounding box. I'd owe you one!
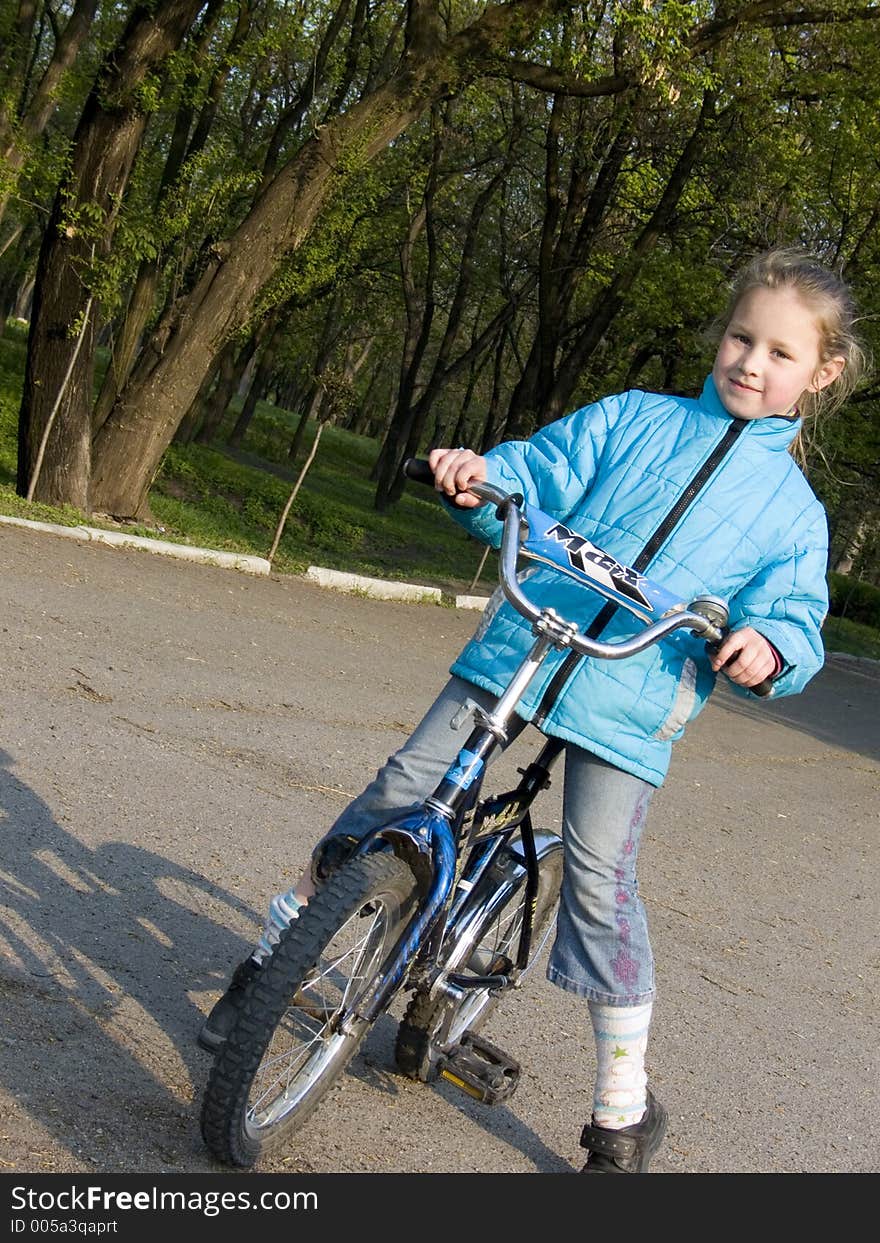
[712,285,844,421]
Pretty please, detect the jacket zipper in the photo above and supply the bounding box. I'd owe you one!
[533,416,748,727]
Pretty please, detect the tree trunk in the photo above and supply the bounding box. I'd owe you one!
[372,151,438,510]
[92,0,229,436]
[0,223,32,327]
[0,0,98,229]
[93,259,161,435]
[834,519,869,576]
[17,0,208,510]
[505,92,635,438]
[277,373,306,416]
[346,359,383,434]
[447,350,486,449]
[17,227,97,506]
[25,296,94,502]
[288,385,326,464]
[227,320,282,447]
[89,0,562,518]
[368,381,401,477]
[382,135,513,506]
[11,274,34,322]
[479,328,509,450]
[173,354,224,445]
[0,0,39,163]
[193,338,241,443]
[621,343,657,392]
[286,293,343,460]
[541,90,716,429]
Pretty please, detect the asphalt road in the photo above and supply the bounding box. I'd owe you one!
[1,523,877,1176]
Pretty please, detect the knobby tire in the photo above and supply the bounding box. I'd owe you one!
[201,852,418,1167]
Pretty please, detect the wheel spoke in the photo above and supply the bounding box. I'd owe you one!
[201,854,419,1166]
[245,895,394,1129]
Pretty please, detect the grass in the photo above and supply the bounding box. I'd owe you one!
[821,614,880,661]
[0,322,496,595]
[2,319,879,660]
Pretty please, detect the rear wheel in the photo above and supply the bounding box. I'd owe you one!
[201,852,418,1166]
[395,834,563,1082]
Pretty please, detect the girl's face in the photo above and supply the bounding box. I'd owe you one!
[712,285,844,421]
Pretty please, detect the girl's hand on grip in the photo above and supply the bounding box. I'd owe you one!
[428,448,487,508]
[710,626,777,688]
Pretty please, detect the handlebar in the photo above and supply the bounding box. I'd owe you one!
[403,457,773,696]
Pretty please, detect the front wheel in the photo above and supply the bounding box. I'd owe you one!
[395,832,563,1082]
[201,852,418,1167]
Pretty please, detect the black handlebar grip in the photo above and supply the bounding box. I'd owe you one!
[750,677,774,698]
[402,457,435,486]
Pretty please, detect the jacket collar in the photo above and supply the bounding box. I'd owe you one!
[699,375,802,450]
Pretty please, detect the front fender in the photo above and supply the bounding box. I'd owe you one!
[355,809,456,897]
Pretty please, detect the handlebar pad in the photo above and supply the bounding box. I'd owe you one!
[403,456,772,694]
[403,457,435,486]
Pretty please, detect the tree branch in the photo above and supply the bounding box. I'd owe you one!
[490,3,880,100]
[691,3,880,54]
[499,59,629,96]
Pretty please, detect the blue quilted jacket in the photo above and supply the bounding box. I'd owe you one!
[446,375,829,786]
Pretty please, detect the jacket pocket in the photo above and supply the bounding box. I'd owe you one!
[653,657,697,741]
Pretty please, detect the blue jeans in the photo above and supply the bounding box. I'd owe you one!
[316,676,655,1005]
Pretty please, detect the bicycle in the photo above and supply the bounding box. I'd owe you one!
[199,458,771,1167]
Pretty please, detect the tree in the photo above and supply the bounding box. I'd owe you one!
[0,0,101,229]
[12,0,880,530]
[372,90,528,508]
[87,0,576,518]
[17,0,210,508]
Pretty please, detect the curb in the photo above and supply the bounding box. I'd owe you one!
[304,565,441,604]
[8,514,879,652]
[304,566,490,610]
[0,512,490,608]
[823,649,880,677]
[453,593,492,611]
[0,513,271,575]
[4,515,878,656]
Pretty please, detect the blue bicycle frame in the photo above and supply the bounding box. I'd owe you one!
[337,481,732,1032]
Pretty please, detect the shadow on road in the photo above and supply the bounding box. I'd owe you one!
[714,658,880,762]
[349,1011,574,1174]
[0,746,265,1171]
[0,746,567,1173]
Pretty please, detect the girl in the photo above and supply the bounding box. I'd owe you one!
[200,248,866,1173]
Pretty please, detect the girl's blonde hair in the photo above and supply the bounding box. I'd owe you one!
[724,247,869,463]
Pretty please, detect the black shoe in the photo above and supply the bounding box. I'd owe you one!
[579,1090,668,1173]
[198,957,261,1053]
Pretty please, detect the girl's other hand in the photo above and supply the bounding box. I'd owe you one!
[428,447,488,508]
[710,626,777,688]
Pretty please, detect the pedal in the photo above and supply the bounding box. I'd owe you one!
[438,1032,520,1104]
